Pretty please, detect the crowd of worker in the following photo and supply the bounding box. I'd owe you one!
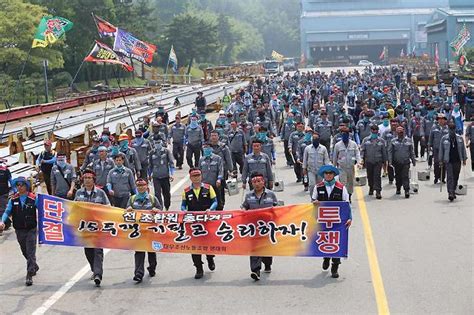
[1,65,473,286]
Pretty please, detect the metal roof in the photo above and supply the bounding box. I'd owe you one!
[302,8,435,18]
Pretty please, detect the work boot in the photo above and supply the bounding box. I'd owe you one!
[264,264,272,273]
[94,275,101,287]
[194,265,204,279]
[147,266,156,277]
[133,275,143,283]
[207,257,215,271]
[25,273,33,286]
[376,191,382,199]
[331,263,340,279]
[32,265,39,276]
[448,194,454,202]
[368,189,374,196]
[405,191,410,199]
[322,258,330,271]
[250,271,260,281]
[396,189,401,195]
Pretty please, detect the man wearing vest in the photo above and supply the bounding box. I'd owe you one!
[241,172,278,281]
[311,165,352,279]
[181,168,218,279]
[36,140,56,195]
[51,152,76,200]
[0,177,39,286]
[74,169,110,287]
[126,178,162,283]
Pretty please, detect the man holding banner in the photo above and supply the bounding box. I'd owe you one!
[74,169,110,287]
[312,165,352,278]
[181,168,218,279]
[126,178,162,283]
[241,172,278,281]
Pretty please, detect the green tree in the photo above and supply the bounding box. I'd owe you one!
[165,12,219,73]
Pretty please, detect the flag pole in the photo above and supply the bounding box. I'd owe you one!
[69,41,96,93]
[102,91,109,128]
[112,66,137,131]
[164,49,171,85]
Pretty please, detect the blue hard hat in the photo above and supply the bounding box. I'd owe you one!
[12,177,30,191]
[318,165,340,178]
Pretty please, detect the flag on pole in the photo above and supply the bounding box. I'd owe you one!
[168,45,178,73]
[411,45,416,57]
[271,50,284,62]
[84,40,133,71]
[113,28,157,64]
[378,46,386,60]
[434,43,439,68]
[32,16,73,48]
[449,23,471,55]
[400,48,405,57]
[92,14,117,38]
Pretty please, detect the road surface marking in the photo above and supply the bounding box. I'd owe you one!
[354,185,390,315]
[32,174,190,315]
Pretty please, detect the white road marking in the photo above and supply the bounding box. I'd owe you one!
[32,175,190,315]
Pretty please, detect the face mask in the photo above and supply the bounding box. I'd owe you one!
[190,120,198,128]
[379,106,386,111]
[116,164,124,170]
[101,135,109,142]
[217,118,226,124]
[312,139,320,148]
[304,133,312,141]
[257,132,267,140]
[120,141,128,150]
[454,107,459,112]
[136,191,148,201]
[57,160,66,168]
[383,120,389,127]
[405,104,412,110]
[370,132,378,139]
[324,178,336,186]
[363,117,369,122]
[287,118,294,124]
[342,133,349,143]
[203,147,213,157]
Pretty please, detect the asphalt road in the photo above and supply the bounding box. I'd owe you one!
[1,112,473,315]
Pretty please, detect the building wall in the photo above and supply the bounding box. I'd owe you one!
[300,0,449,64]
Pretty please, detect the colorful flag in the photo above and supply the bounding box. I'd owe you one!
[37,194,351,258]
[434,43,439,68]
[113,28,156,64]
[84,40,133,71]
[271,50,284,62]
[168,45,178,73]
[32,16,73,48]
[450,23,471,55]
[378,46,386,60]
[92,14,117,38]
[411,45,416,57]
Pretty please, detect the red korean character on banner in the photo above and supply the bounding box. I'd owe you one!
[317,206,341,228]
[43,199,65,222]
[43,221,64,242]
[316,231,340,254]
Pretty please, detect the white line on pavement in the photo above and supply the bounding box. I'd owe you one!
[32,174,190,315]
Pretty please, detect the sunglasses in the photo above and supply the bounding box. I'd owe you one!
[16,182,26,186]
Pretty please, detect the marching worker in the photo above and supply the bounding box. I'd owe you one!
[132,129,152,179]
[388,126,416,198]
[90,146,115,198]
[74,169,110,287]
[0,160,14,232]
[0,177,39,286]
[302,132,330,196]
[297,128,314,191]
[107,153,137,208]
[311,165,352,279]
[360,125,387,199]
[148,140,175,210]
[118,133,141,177]
[242,140,274,190]
[169,115,186,169]
[439,123,467,201]
[51,152,76,200]
[36,139,56,194]
[80,135,101,172]
[241,172,278,281]
[289,122,306,183]
[181,168,218,279]
[126,178,162,283]
[199,142,224,209]
[332,127,361,202]
[185,115,205,168]
[228,120,247,174]
[195,91,207,113]
[428,114,449,184]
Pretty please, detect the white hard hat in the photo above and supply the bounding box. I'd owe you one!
[219,110,225,115]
